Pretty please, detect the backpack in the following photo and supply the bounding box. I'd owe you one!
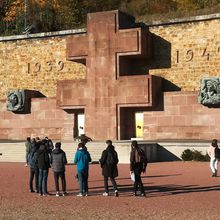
[215,147,220,159]
[106,151,117,166]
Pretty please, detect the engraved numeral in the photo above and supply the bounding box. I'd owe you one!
[27,63,30,74]
[33,63,41,73]
[186,50,194,62]
[202,48,210,61]
[176,50,179,64]
[46,61,53,72]
[58,61,64,71]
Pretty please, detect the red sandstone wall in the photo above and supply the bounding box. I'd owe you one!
[1,91,219,141]
[144,91,220,140]
[0,98,74,140]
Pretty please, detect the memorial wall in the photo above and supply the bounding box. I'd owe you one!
[0,11,219,140]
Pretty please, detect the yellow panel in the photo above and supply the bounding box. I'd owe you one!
[135,112,143,138]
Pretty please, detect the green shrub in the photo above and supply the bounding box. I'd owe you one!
[181,149,193,161]
[181,149,209,161]
[192,150,206,161]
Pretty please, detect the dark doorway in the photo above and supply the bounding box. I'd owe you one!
[119,107,148,140]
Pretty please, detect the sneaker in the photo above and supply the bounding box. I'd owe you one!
[84,192,88,197]
[76,193,83,197]
[56,192,60,197]
[115,191,119,197]
[140,193,146,197]
[102,192,109,196]
[29,189,34,193]
[43,193,49,197]
[62,192,67,196]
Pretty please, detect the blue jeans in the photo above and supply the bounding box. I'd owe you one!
[78,170,88,194]
[38,169,48,195]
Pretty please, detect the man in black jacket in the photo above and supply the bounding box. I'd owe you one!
[51,142,67,197]
[99,140,119,197]
[37,139,50,196]
[130,140,147,197]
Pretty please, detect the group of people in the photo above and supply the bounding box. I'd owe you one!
[26,136,67,196]
[26,136,220,197]
[26,137,148,197]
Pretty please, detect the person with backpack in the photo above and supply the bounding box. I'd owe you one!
[207,139,219,177]
[130,140,147,197]
[51,142,67,197]
[28,139,39,193]
[74,142,92,196]
[99,140,119,197]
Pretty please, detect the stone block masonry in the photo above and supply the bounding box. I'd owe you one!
[143,91,220,140]
[149,18,220,91]
[0,12,220,141]
[0,31,86,100]
[0,14,220,99]
[0,97,74,140]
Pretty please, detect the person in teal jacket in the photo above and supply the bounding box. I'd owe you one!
[74,142,92,196]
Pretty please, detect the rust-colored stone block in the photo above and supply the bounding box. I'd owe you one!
[179,105,193,115]
[157,116,174,126]
[57,10,158,140]
[172,95,187,106]
[173,116,186,126]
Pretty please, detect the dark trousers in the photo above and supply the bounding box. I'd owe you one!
[134,174,144,194]
[29,168,39,191]
[78,170,88,194]
[104,176,118,193]
[54,171,66,192]
[38,169,49,195]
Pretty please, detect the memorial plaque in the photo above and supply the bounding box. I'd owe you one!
[198,77,220,105]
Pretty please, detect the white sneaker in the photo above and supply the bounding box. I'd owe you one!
[77,193,83,197]
[102,192,109,196]
[62,192,67,196]
[56,192,60,197]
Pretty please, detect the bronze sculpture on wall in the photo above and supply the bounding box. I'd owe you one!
[6,90,25,112]
[198,77,220,105]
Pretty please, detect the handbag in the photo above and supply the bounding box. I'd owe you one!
[130,171,135,182]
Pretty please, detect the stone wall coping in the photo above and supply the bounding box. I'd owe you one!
[164,91,198,95]
[148,13,220,26]
[0,28,86,42]
[0,13,220,42]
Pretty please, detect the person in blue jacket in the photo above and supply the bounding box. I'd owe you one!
[74,142,92,196]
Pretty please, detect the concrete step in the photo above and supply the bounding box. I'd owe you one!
[0,141,158,163]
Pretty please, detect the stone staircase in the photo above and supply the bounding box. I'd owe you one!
[0,143,25,162]
[0,141,133,164]
[0,141,158,164]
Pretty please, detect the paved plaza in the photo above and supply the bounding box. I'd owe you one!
[0,161,220,220]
